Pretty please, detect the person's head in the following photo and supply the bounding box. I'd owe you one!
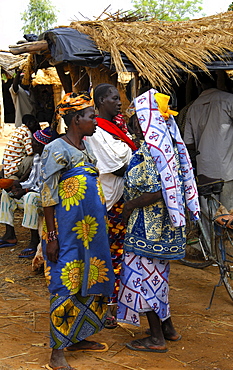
[22,114,40,133]
[94,83,122,120]
[197,72,217,91]
[55,92,97,137]
[32,127,53,155]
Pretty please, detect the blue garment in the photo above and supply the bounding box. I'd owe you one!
[123,142,186,260]
[42,162,114,297]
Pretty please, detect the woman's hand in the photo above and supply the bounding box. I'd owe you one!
[122,201,133,224]
[46,240,59,263]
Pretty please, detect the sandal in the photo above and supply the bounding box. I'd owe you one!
[104,316,118,329]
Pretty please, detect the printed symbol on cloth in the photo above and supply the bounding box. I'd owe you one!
[61,259,85,294]
[72,215,98,249]
[138,114,146,124]
[155,116,164,124]
[171,214,177,223]
[90,295,109,319]
[185,185,193,194]
[165,144,171,153]
[152,275,160,286]
[131,314,139,324]
[125,293,133,303]
[51,298,80,335]
[149,132,159,140]
[133,277,141,288]
[165,173,172,182]
[88,257,110,289]
[153,155,162,164]
[147,258,153,264]
[141,287,148,295]
[162,287,167,297]
[169,194,176,203]
[138,96,146,104]
[181,166,189,176]
[136,261,142,270]
[153,302,158,309]
[59,175,87,211]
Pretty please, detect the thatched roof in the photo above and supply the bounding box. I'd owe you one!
[68,11,233,89]
[31,67,61,86]
[0,51,28,76]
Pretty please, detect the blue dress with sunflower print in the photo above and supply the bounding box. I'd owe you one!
[41,138,114,297]
[40,139,115,349]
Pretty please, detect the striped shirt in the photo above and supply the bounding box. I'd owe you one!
[3,124,33,177]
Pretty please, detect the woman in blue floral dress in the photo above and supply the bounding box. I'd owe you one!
[40,92,114,370]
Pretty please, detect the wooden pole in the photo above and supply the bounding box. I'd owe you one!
[0,66,4,137]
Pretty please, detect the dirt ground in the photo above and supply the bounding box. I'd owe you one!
[0,214,233,370]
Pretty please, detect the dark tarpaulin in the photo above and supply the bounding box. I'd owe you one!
[38,27,137,71]
[37,27,137,71]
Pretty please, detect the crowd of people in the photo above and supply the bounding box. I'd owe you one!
[1,70,230,369]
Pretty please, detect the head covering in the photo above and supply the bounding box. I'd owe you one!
[55,91,94,119]
[134,88,200,227]
[33,127,53,145]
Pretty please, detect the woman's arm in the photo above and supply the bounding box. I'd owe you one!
[122,190,162,224]
[43,206,59,263]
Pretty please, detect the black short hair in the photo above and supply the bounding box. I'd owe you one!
[22,114,37,125]
[94,83,116,108]
[63,109,85,126]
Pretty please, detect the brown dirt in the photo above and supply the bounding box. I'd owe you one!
[0,212,233,370]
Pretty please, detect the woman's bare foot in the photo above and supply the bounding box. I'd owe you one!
[49,348,71,369]
[161,317,181,341]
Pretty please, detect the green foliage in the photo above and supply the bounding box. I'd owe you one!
[132,0,204,21]
[21,0,58,35]
[1,74,7,82]
[228,2,233,11]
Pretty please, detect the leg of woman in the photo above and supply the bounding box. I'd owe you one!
[50,348,70,369]
[126,311,167,352]
[161,317,181,341]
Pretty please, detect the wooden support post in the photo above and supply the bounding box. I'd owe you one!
[0,66,4,137]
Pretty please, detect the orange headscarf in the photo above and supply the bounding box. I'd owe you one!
[55,91,94,119]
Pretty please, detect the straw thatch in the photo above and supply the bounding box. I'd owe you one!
[0,51,27,76]
[31,67,61,86]
[69,11,233,89]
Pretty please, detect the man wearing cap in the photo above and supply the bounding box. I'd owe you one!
[0,128,52,258]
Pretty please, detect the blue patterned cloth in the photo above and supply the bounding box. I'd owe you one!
[123,142,186,260]
[50,293,108,349]
[134,89,200,227]
[42,162,114,297]
[117,252,170,324]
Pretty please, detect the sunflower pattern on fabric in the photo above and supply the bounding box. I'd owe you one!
[59,175,87,211]
[44,260,51,286]
[96,177,105,204]
[72,215,98,249]
[61,260,85,294]
[42,162,114,297]
[88,257,110,289]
